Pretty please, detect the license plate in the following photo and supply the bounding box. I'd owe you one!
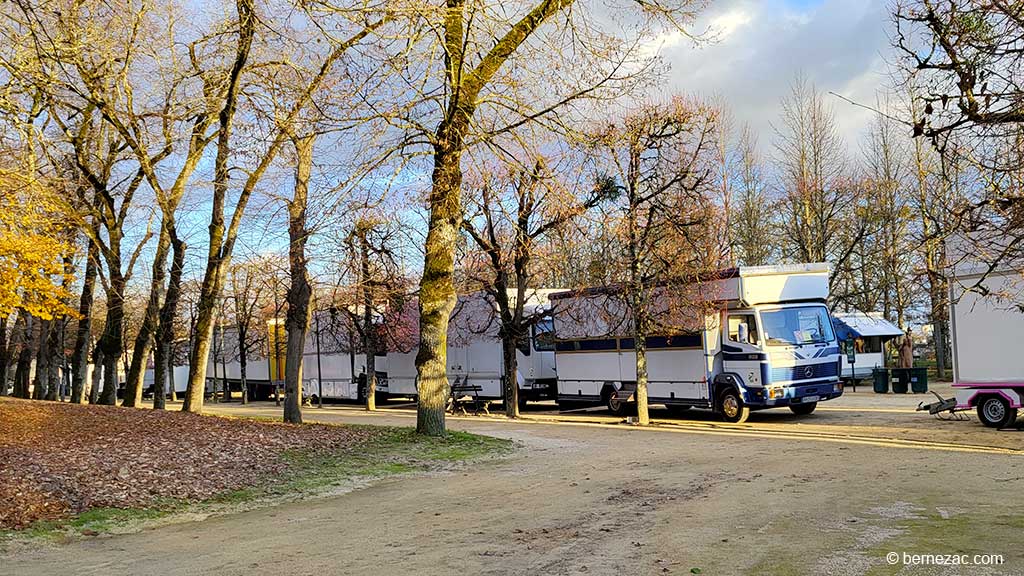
[798,395,820,403]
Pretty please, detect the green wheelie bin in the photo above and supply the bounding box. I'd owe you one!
[890,368,909,393]
[909,367,928,393]
[872,368,889,394]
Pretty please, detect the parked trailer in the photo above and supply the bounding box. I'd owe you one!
[381,290,559,404]
[949,265,1024,428]
[143,324,384,402]
[551,264,844,423]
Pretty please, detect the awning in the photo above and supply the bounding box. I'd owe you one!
[831,312,904,341]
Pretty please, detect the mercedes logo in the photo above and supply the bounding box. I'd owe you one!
[803,365,814,378]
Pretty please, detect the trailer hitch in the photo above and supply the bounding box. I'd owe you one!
[916,391,968,421]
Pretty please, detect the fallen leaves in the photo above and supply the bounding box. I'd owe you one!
[0,398,381,530]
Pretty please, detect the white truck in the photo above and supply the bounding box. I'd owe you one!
[551,263,844,423]
[948,262,1024,428]
[382,289,559,405]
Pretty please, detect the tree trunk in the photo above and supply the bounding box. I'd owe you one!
[99,347,119,405]
[45,320,62,401]
[0,315,8,397]
[154,232,185,410]
[32,319,52,400]
[501,332,520,418]
[221,332,229,402]
[283,134,315,424]
[71,239,98,403]
[927,269,949,379]
[88,345,103,404]
[124,225,171,407]
[239,350,248,405]
[360,228,376,411]
[627,191,649,425]
[14,315,34,399]
[98,270,126,405]
[632,297,650,426]
[168,363,177,402]
[416,124,468,436]
[183,0,255,414]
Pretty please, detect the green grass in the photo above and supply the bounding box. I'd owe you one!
[1,506,180,544]
[1,425,511,545]
[864,510,1024,575]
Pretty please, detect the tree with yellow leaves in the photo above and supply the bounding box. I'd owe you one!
[0,168,76,321]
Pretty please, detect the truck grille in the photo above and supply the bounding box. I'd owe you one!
[771,362,838,382]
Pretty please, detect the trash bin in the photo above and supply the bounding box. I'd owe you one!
[890,368,909,394]
[872,368,889,394]
[909,367,928,393]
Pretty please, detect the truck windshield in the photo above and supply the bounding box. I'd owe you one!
[759,306,834,346]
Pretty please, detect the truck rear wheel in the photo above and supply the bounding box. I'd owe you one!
[607,392,628,417]
[719,389,749,424]
[789,402,817,416]
[977,395,1017,428]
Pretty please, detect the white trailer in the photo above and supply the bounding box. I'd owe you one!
[381,290,559,404]
[949,264,1024,428]
[552,264,844,423]
[145,312,385,402]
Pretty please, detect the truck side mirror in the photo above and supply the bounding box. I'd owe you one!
[737,323,749,345]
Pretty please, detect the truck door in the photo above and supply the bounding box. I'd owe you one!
[722,312,765,388]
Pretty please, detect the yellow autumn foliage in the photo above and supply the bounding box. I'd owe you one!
[0,168,77,320]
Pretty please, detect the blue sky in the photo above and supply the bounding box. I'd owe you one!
[649,0,892,153]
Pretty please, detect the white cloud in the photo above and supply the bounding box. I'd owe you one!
[652,0,892,156]
[709,8,753,40]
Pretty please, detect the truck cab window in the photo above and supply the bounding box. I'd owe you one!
[532,319,555,352]
[727,314,758,345]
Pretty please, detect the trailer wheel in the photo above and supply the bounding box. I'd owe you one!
[976,395,1017,428]
[789,402,817,416]
[718,388,749,424]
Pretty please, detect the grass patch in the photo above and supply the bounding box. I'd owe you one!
[2,425,511,546]
[267,427,513,497]
[2,506,181,544]
[865,510,1024,575]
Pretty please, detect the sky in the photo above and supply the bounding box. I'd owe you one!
[648,0,893,154]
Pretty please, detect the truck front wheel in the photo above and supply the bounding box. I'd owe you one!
[977,396,1017,428]
[789,402,817,416]
[719,389,750,424]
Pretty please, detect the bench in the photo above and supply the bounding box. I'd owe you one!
[447,377,491,416]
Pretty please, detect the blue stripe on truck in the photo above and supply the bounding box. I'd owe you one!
[771,362,839,382]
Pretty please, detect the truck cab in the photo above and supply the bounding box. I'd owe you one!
[716,302,843,422]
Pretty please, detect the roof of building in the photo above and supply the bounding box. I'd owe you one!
[832,311,904,340]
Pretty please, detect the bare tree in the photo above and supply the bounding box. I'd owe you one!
[894,0,1024,298]
[591,96,719,425]
[461,159,607,417]
[183,2,390,414]
[731,125,775,266]
[408,0,706,436]
[774,76,871,304]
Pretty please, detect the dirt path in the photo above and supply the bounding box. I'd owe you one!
[5,404,1023,576]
